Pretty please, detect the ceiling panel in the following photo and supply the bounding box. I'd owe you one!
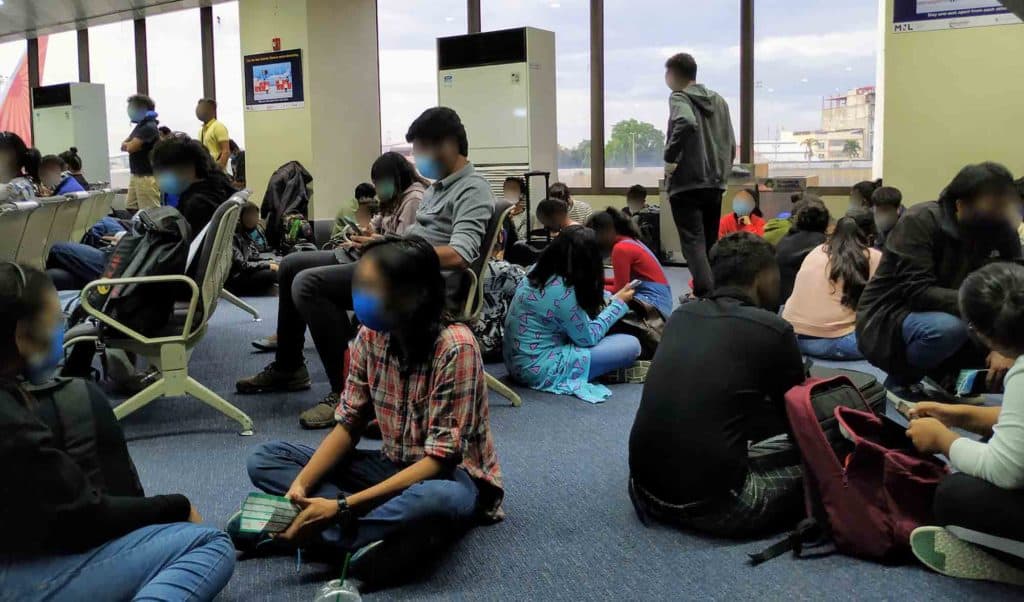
[0,0,231,43]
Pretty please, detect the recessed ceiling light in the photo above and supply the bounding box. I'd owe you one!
[845,66,853,72]
[550,2,561,7]
[800,77,808,83]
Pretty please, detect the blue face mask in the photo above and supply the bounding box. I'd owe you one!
[157,172,187,196]
[414,155,444,181]
[733,198,754,217]
[352,290,392,333]
[26,322,65,385]
[128,107,146,123]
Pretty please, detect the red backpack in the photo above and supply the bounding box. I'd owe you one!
[750,376,948,564]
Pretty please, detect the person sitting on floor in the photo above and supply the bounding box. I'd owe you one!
[718,188,765,239]
[858,162,1020,404]
[0,263,234,600]
[590,207,673,320]
[233,237,503,584]
[503,226,641,403]
[46,136,236,291]
[0,131,40,204]
[783,208,881,361]
[39,153,85,196]
[905,262,1024,585]
[504,176,529,239]
[227,202,278,296]
[628,232,806,537]
[871,185,903,250]
[536,198,577,236]
[237,107,494,432]
[622,184,650,218]
[776,196,830,304]
[548,181,593,225]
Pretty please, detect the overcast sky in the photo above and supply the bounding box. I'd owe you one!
[1,0,878,157]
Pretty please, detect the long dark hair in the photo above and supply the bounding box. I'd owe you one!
[588,207,640,239]
[0,131,40,183]
[361,236,446,373]
[370,152,428,216]
[0,263,55,397]
[825,209,875,310]
[528,226,605,318]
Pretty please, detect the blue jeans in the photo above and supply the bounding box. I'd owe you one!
[588,333,642,379]
[797,333,863,361]
[46,242,111,290]
[247,441,479,551]
[0,523,235,601]
[894,311,970,385]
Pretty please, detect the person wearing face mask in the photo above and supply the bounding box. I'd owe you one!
[0,132,40,204]
[628,233,806,537]
[195,98,230,171]
[238,107,494,431]
[121,94,162,211]
[0,263,235,600]
[718,187,765,239]
[227,203,278,296]
[858,162,1022,405]
[503,176,528,239]
[231,238,503,584]
[870,185,903,249]
[38,154,85,196]
[368,151,427,237]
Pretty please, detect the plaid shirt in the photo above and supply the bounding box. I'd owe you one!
[335,323,504,520]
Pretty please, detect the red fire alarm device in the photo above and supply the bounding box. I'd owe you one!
[272,37,281,51]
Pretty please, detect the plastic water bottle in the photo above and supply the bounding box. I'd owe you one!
[313,579,361,602]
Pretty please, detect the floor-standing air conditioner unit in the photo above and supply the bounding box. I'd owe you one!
[437,27,556,201]
[32,82,110,185]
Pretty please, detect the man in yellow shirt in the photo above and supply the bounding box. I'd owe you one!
[196,98,230,170]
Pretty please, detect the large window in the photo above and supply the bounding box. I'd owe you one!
[604,0,740,188]
[753,0,878,186]
[40,31,79,87]
[378,0,467,152]
[89,20,137,182]
[213,1,245,148]
[147,8,204,138]
[0,40,31,145]
[483,0,592,188]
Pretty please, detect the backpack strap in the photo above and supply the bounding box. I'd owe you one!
[748,518,825,565]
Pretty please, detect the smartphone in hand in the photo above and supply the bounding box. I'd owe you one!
[956,369,990,396]
[627,279,642,290]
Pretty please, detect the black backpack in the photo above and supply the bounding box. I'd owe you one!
[634,206,664,261]
[86,207,191,336]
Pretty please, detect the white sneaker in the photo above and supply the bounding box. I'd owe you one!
[911,526,1024,586]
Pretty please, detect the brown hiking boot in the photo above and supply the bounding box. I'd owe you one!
[299,392,340,429]
[236,362,311,393]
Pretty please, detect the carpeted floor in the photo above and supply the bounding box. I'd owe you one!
[114,268,1018,600]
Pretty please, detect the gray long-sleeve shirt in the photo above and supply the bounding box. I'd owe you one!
[405,163,494,265]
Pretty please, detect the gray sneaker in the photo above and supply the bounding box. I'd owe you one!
[911,526,1024,585]
[299,392,340,429]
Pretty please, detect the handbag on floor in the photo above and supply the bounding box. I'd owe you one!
[607,299,665,360]
[749,376,948,565]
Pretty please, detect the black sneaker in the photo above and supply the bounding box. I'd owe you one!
[348,524,449,586]
[299,392,340,429]
[251,335,278,352]
[236,362,311,394]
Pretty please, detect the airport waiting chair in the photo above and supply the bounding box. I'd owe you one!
[70,190,104,243]
[0,200,39,262]
[47,193,87,253]
[84,189,114,230]
[16,196,64,269]
[452,198,522,407]
[67,193,255,435]
[220,289,262,321]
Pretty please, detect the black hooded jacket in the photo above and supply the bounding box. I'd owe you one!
[178,171,238,241]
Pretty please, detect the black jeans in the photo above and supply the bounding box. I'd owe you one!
[669,188,723,298]
[275,250,357,392]
[934,472,1024,542]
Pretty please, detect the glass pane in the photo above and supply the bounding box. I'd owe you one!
[89,20,136,185]
[214,1,245,148]
[378,0,467,152]
[0,40,31,145]
[40,31,79,86]
[482,0,591,188]
[147,9,205,139]
[604,0,740,188]
[754,0,878,187]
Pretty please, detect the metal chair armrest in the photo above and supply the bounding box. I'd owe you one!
[460,267,482,321]
[79,275,200,345]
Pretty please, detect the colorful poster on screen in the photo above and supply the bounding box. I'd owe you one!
[893,0,1022,33]
[244,49,305,111]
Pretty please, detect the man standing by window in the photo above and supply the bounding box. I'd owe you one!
[663,53,736,299]
[196,98,230,171]
[121,94,162,211]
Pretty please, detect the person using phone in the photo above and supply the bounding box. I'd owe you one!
[502,227,641,402]
[590,208,673,320]
[904,262,1024,585]
[233,238,503,585]
[0,264,235,600]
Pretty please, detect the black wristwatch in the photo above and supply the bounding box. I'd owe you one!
[336,495,352,525]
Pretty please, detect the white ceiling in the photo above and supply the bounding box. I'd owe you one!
[0,0,233,43]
